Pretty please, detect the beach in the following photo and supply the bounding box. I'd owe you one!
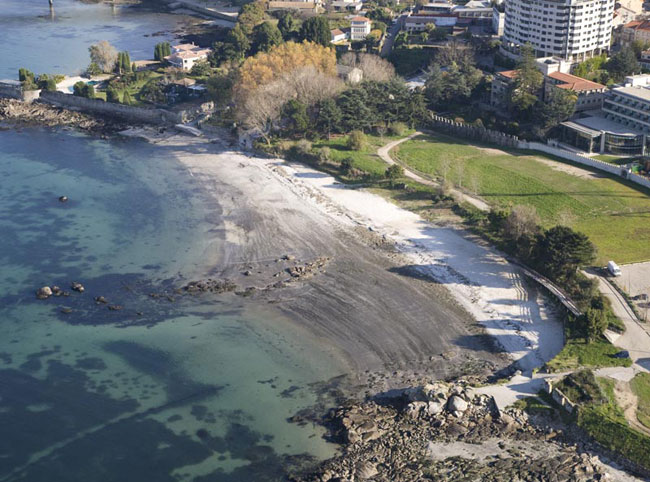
[156,133,565,381]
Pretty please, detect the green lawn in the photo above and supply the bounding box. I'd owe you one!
[592,154,634,166]
[394,133,650,264]
[546,337,632,372]
[312,131,414,179]
[631,372,650,429]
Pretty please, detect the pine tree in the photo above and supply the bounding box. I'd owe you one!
[122,90,133,105]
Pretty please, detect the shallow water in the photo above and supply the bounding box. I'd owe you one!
[0,129,344,481]
[0,0,193,80]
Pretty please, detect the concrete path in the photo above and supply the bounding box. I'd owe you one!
[377,132,491,212]
[584,272,650,373]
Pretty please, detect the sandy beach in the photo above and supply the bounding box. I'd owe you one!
[152,133,564,383]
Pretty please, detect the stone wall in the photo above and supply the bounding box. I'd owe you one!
[428,114,520,148]
[0,81,24,100]
[39,91,182,125]
[544,379,575,414]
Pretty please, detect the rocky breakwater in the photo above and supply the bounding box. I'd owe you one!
[294,381,610,482]
[0,98,124,133]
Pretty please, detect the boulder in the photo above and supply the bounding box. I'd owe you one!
[36,286,52,299]
[426,401,443,415]
[447,395,468,413]
[355,461,378,480]
[58,196,68,202]
[71,282,84,293]
[405,401,427,419]
[51,286,63,296]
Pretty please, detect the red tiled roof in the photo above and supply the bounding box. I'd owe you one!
[331,28,345,35]
[351,16,370,22]
[497,70,518,79]
[548,71,605,92]
[623,19,650,31]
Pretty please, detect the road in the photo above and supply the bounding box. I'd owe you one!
[380,14,405,58]
[585,272,650,372]
[377,132,491,211]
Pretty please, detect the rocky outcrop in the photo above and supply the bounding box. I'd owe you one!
[0,98,124,133]
[293,381,610,482]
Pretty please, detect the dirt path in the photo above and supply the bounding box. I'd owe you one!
[377,132,491,212]
[613,380,650,437]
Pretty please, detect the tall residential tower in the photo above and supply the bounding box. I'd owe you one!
[502,0,615,62]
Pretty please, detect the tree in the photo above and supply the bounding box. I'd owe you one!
[190,60,212,77]
[238,1,265,34]
[89,41,118,73]
[510,44,543,115]
[385,164,404,180]
[283,99,309,134]
[539,87,576,131]
[122,90,133,105]
[207,72,234,107]
[116,51,132,74]
[347,130,367,150]
[535,225,596,282]
[251,22,283,54]
[278,11,297,40]
[605,47,640,81]
[18,68,35,83]
[86,62,102,76]
[300,17,330,47]
[504,205,540,241]
[106,86,121,103]
[237,41,337,97]
[584,307,607,343]
[316,98,342,139]
[339,52,395,82]
[154,42,171,61]
[420,31,429,44]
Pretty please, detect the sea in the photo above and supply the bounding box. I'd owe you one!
[0,2,344,481]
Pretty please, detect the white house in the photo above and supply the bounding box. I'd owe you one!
[331,28,349,43]
[350,16,372,40]
[165,43,211,71]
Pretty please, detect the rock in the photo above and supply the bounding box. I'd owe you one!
[283,254,296,261]
[94,296,108,304]
[244,270,252,276]
[447,395,468,413]
[355,461,378,480]
[58,196,68,202]
[36,286,53,299]
[405,401,427,419]
[107,305,123,311]
[51,286,63,296]
[71,282,84,293]
[60,307,72,314]
[426,401,443,415]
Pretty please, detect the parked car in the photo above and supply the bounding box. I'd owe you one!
[607,260,622,277]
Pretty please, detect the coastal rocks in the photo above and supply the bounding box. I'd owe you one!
[354,461,378,480]
[447,395,468,415]
[183,279,238,294]
[94,296,108,304]
[58,196,68,203]
[286,257,330,281]
[71,282,85,293]
[36,286,53,299]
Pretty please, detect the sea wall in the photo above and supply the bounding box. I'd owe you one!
[39,91,182,125]
[0,81,40,102]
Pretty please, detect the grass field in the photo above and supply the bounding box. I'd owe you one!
[546,337,632,372]
[394,133,650,264]
[631,372,650,429]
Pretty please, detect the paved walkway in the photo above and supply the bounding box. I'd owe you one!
[377,132,491,212]
[584,271,650,373]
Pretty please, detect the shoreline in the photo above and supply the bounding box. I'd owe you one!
[152,131,565,384]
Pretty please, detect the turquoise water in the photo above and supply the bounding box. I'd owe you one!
[0,129,343,481]
[0,0,191,80]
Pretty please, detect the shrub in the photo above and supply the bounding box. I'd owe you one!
[295,139,313,156]
[340,157,353,173]
[385,164,404,180]
[106,86,121,103]
[318,146,331,164]
[388,122,407,136]
[86,62,102,76]
[347,130,367,151]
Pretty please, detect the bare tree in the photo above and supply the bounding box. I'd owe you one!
[468,173,480,195]
[455,160,465,189]
[89,41,118,73]
[339,52,395,82]
[238,80,287,144]
[439,157,452,182]
[504,205,540,240]
[435,40,476,69]
[557,208,576,227]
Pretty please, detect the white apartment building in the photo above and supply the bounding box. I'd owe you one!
[350,16,371,40]
[501,0,615,62]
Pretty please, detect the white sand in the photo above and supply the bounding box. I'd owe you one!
[256,156,565,371]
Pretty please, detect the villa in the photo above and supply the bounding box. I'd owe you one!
[350,16,372,41]
[165,43,211,71]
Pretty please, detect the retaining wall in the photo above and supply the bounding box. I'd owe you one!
[0,82,22,100]
[39,91,182,125]
[429,114,520,148]
[520,141,624,176]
